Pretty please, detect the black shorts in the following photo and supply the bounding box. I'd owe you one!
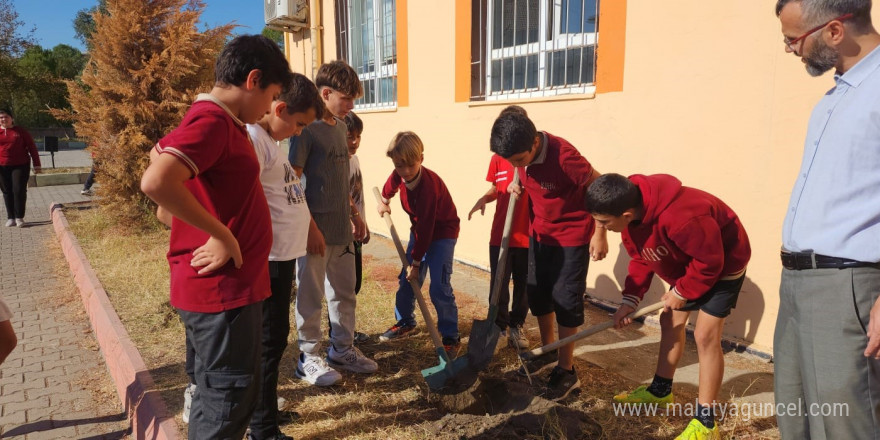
[678,274,745,318]
[527,236,589,327]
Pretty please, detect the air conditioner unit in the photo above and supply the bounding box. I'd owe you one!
[265,0,309,31]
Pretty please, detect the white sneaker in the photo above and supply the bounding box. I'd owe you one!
[296,352,342,386]
[4,219,13,227]
[182,383,196,423]
[81,189,94,196]
[508,325,530,349]
[327,345,378,374]
[14,218,23,228]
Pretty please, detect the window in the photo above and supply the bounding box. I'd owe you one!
[336,0,397,109]
[471,0,598,101]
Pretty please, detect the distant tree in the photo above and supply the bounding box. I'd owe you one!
[0,0,36,112]
[12,45,86,127]
[51,45,88,79]
[0,0,36,57]
[53,0,233,224]
[72,0,108,50]
[262,26,284,48]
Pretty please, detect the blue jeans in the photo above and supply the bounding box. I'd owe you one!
[394,234,459,340]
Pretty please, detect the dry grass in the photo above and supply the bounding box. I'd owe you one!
[65,206,779,439]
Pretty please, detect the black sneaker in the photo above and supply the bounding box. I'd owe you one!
[353,331,370,344]
[379,323,416,341]
[442,337,461,359]
[544,366,581,401]
[516,351,559,377]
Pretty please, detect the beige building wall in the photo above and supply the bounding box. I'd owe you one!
[283,1,880,354]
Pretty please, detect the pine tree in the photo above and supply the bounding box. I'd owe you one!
[54,0,233,224]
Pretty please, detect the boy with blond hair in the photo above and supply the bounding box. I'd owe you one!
[377,132,461,355]
[140,35,292,439]
[289,61,376,387]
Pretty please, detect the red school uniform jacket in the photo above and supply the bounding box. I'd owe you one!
[0,126,41,167]
[156,96,272,313]
[486,154,529,248]
[620,174,751,308]
[523,132,595,247]
[382,166,460,262]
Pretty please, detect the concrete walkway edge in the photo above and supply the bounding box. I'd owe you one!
[50,202,180,440]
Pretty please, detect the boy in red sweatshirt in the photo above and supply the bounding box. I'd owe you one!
[377,131,461,356]
[490,110,607,401]
[585,173,750,440]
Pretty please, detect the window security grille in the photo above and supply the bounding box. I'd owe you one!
[472,0,598,101]
[336,0,398,109]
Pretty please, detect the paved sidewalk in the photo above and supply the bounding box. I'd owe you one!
[0,181,129,438]
[37,149,93,169]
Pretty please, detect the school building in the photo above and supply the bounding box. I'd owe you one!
[276,0,880,354]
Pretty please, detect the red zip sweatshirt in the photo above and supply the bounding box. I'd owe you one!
[382,166,460,262]
[0,126,41,168]
[620,174,750,308]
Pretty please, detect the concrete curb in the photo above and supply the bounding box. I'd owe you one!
[50,202,180,440]
[28,172,91,188]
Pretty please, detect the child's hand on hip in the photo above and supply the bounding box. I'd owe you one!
[191,230,242,274]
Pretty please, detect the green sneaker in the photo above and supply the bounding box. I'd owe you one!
[675,418,720,440]
[612,385,674,406]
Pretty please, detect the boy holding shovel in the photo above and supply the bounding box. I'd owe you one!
[585,173,750,440]
[377,131,462,357]
[490,110,607,401]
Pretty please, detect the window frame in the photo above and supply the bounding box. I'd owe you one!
[336,0,399,110]
[476,0,599,101]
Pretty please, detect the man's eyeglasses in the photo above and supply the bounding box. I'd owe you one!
[784,13,853,52]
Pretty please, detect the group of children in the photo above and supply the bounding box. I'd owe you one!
[141,34,750,440]
[140,36,377,440]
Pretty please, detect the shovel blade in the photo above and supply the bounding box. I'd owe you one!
[422,347,456,390]
[464,318,502,372]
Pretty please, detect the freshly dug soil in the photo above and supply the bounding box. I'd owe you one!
[424,374,601,439]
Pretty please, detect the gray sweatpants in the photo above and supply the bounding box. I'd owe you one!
[774,266,880,439]
[295,244,356,355]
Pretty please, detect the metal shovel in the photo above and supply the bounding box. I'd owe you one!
[452,170,521,373]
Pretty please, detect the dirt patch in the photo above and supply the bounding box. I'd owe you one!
[425,377,600,439]
[65,212,778,439]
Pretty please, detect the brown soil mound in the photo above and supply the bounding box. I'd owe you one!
[424,375,601,439]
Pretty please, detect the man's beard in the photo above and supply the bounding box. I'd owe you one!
[805,38,839,77]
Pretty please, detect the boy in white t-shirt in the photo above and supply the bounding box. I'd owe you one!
[245,73,321,440]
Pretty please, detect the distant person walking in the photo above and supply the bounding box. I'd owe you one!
[0,108,41,227]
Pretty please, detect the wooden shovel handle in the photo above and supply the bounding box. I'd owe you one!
[488,169,520,307]
[522,302,666,360]
[373,187,448,358]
